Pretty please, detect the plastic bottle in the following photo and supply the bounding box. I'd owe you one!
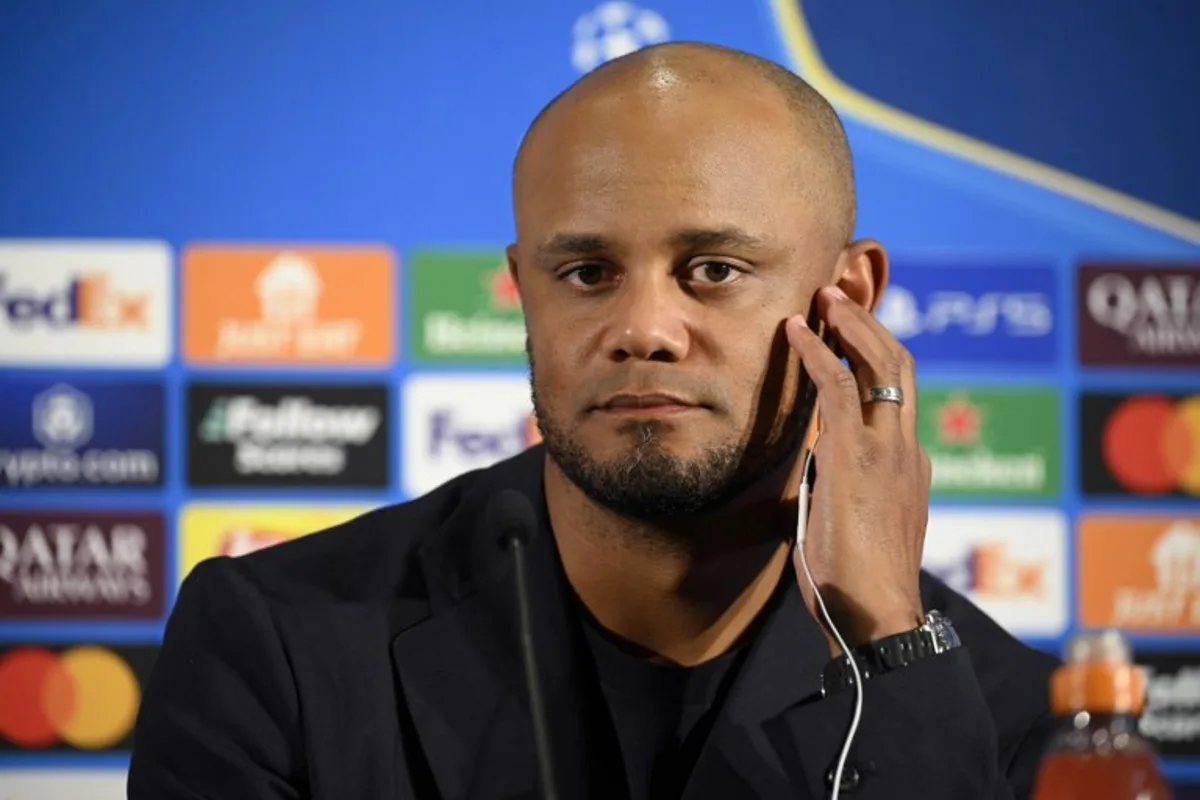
[1031,629,1171,799]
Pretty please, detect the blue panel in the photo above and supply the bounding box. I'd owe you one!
[0,0,1196,788]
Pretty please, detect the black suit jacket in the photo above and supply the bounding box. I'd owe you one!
[128,445,1060,799]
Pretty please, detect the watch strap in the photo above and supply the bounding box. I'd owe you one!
[819,611,957,696]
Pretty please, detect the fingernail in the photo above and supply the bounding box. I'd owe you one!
[826,285,848,301]
[791,315,808,328]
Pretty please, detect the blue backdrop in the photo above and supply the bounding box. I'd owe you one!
[0,0,1197,795]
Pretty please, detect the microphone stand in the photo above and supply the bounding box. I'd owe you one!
[508,533,559,800]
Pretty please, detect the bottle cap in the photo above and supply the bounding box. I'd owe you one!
[1050,629,1146,716]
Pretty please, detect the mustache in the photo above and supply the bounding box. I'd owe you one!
[524,339,733,412]
[584,374,731,411]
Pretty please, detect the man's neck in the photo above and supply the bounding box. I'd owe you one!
[544,458,800,667]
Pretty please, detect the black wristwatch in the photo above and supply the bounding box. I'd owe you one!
[819,610,961,697]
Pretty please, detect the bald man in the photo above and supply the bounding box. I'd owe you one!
[130,43,1059,800]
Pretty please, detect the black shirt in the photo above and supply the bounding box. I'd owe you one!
[579,574,790,800]
[126,443,1062,800]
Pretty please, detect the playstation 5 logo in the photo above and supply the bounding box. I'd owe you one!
[877,286,1052,339]
[873,266,1058,364]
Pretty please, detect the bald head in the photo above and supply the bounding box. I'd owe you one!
[514,41,856,245]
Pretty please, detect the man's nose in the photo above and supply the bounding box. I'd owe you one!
[603,273,690,363]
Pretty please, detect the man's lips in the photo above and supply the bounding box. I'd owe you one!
[596,394,703,415]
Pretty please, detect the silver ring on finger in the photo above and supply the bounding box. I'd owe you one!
[864,385,905,405]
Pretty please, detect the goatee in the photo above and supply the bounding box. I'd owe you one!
[528,350,803,523]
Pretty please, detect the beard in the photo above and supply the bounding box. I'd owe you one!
[528,346,805,522]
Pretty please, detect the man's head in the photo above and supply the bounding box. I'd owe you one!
[508,42,887,522]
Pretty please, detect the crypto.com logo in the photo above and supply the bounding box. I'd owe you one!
[31,384,93,449]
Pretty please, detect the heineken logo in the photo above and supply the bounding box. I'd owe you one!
[920,387,1060,498]
[411,251,527,363]
[423,313,527,355]
[488,264,522,310]
[935,394,981,446]
[929,450,1047,493]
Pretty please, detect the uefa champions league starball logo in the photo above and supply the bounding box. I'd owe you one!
[571,1,670,74]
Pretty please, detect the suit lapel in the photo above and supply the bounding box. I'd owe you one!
[389,445,840,800]
[390,448,624,800]
[682,577,831,800]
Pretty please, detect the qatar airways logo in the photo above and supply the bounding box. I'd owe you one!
[0,512,165,620]
[1079,264,1200,366]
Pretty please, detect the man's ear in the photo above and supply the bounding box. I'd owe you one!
[834,238,889,313]
[506,243,520,288]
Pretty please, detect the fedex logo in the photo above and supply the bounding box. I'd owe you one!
[403,374,535,497]
[924,542,1047,598]
[921,509,1067,637]
[0,272,148,329]
[0,241,171,367]
[875,265,1058,364]
[428,410,529,459]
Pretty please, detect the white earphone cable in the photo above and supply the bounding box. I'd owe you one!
[795,429,863,800]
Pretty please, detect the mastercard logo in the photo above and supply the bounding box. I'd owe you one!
[0,646,141,749]
[1103,394,1200,495]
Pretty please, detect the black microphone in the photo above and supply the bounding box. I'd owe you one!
[488,489,558,800]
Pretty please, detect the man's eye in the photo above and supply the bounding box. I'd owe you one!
[564,264,607,287]
[689,262,740,284]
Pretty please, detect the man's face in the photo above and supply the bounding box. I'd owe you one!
[511,76,841,519]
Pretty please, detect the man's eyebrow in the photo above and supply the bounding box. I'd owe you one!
[535,233,612,258]
[534,228,769,258]
[671,227,769,250]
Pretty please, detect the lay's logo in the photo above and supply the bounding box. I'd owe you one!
[177,504,370,584]
[0,240,172,367]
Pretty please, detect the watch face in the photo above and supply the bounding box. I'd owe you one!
[927,611,961,653]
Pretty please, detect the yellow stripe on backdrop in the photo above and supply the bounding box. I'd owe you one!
[766,0,1200,245]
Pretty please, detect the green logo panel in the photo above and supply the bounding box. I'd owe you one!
[917,386,1060,498]
[409,250,527,363]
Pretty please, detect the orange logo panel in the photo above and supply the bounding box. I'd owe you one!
[1079,515,1200,632]
[183,246,396,365]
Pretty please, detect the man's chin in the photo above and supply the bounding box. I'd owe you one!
[575,437,708,468]
[542,429,744,515]
[583,414,709,448]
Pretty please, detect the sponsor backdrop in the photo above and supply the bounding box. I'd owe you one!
[0,0,1197,796]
